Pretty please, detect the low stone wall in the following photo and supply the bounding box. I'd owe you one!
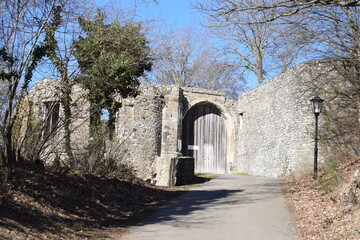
[172,156,195,186]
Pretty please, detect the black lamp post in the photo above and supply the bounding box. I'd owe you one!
[310,96,324,180]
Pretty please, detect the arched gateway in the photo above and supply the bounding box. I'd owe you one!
[28,61,341,186]
[182,104,227,174]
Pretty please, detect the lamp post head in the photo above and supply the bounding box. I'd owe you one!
[311,96,324,115]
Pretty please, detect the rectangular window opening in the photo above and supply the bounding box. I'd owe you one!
[42,101,60,139]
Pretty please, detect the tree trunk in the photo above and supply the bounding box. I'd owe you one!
[5,134,15,166]
[255,51,264,85]
[89,102,102,138]
[61,77,75,169]
[3,78,19,166]
[107,108,116,140]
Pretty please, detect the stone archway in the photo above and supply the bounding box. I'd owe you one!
[182,103,227,174]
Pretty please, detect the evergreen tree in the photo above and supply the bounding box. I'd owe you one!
[73,11,152,136]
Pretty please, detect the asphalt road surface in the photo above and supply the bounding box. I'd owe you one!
[121,175,299,240]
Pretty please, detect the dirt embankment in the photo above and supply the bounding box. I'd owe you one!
[0,165,186,239]
[283,158,360,240]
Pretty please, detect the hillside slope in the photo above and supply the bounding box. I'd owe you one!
[283,158,360,240]
[0,165,184,239]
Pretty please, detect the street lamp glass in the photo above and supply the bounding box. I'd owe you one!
[311,96,324,114]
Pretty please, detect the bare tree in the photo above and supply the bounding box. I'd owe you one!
[194,0,303,85]
[0,0,71,165]
[294,6,360,61]
[194,0,359,23]
[145,27,245,98]
[196,0,360,157]
[195,0,359,59]
[40,1,97,168]
[0,0,98,166]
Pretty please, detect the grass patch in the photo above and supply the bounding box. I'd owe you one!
[319,158,343,193]
[234,172,253,176]
[195,173,219,179]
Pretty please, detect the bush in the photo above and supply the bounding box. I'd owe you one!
[71,129,138,182]
[0,167,9,197]
[319,158,343,193]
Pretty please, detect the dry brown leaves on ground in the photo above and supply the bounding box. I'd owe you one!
[0,165,187,240]
[283,159,360,240]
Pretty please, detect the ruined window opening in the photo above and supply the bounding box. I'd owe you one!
[101,108,118,140]
[101,109,109,120]
[42,101,60,139]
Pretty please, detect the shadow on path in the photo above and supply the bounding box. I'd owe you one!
[135,175,284,227]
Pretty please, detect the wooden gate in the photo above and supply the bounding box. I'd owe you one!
[182,104,227,174]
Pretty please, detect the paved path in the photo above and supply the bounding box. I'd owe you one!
[121,175,298,240]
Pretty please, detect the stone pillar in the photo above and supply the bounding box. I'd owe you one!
[173,156,195,186]
[156,86,182,186]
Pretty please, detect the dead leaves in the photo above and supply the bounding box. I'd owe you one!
[283,160,360,240]
[0,166,184,240]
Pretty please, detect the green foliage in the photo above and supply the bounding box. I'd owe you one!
[234,172,254,177]
[24,5,64,89]
[195,173,219,179]
[24,45,48,89]
[319,158,343,193]
[0,47,16,65]
[72,11,152,112]
[43,5,65,72]
[24,5,63,89]
[0,47,20,81]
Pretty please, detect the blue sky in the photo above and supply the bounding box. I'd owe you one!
[95,0,202,31]
[94,0,258,90]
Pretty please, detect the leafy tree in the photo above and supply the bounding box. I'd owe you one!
[72,11,152,136]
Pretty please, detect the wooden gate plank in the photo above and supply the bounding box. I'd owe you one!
[182,104,226,174]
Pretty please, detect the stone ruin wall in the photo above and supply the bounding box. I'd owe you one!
[29,78,90,163]
[28,59,358,184]
[235,59,359,177]
[121,59,352,180]
[114,85,239,185]
[114,84,164,182]
[235,64,316,177]
[29,80,164,181]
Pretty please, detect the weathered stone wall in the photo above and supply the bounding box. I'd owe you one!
[235,64,314,177]
[28,59,358,184]
[28,78,90,162]
[155,86,182,185]
[115,84,164,183]
[235,59,359,177]
[171,156,195,186]
[115,85,238,185]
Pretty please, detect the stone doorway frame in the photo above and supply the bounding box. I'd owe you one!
[181,100,236,173]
